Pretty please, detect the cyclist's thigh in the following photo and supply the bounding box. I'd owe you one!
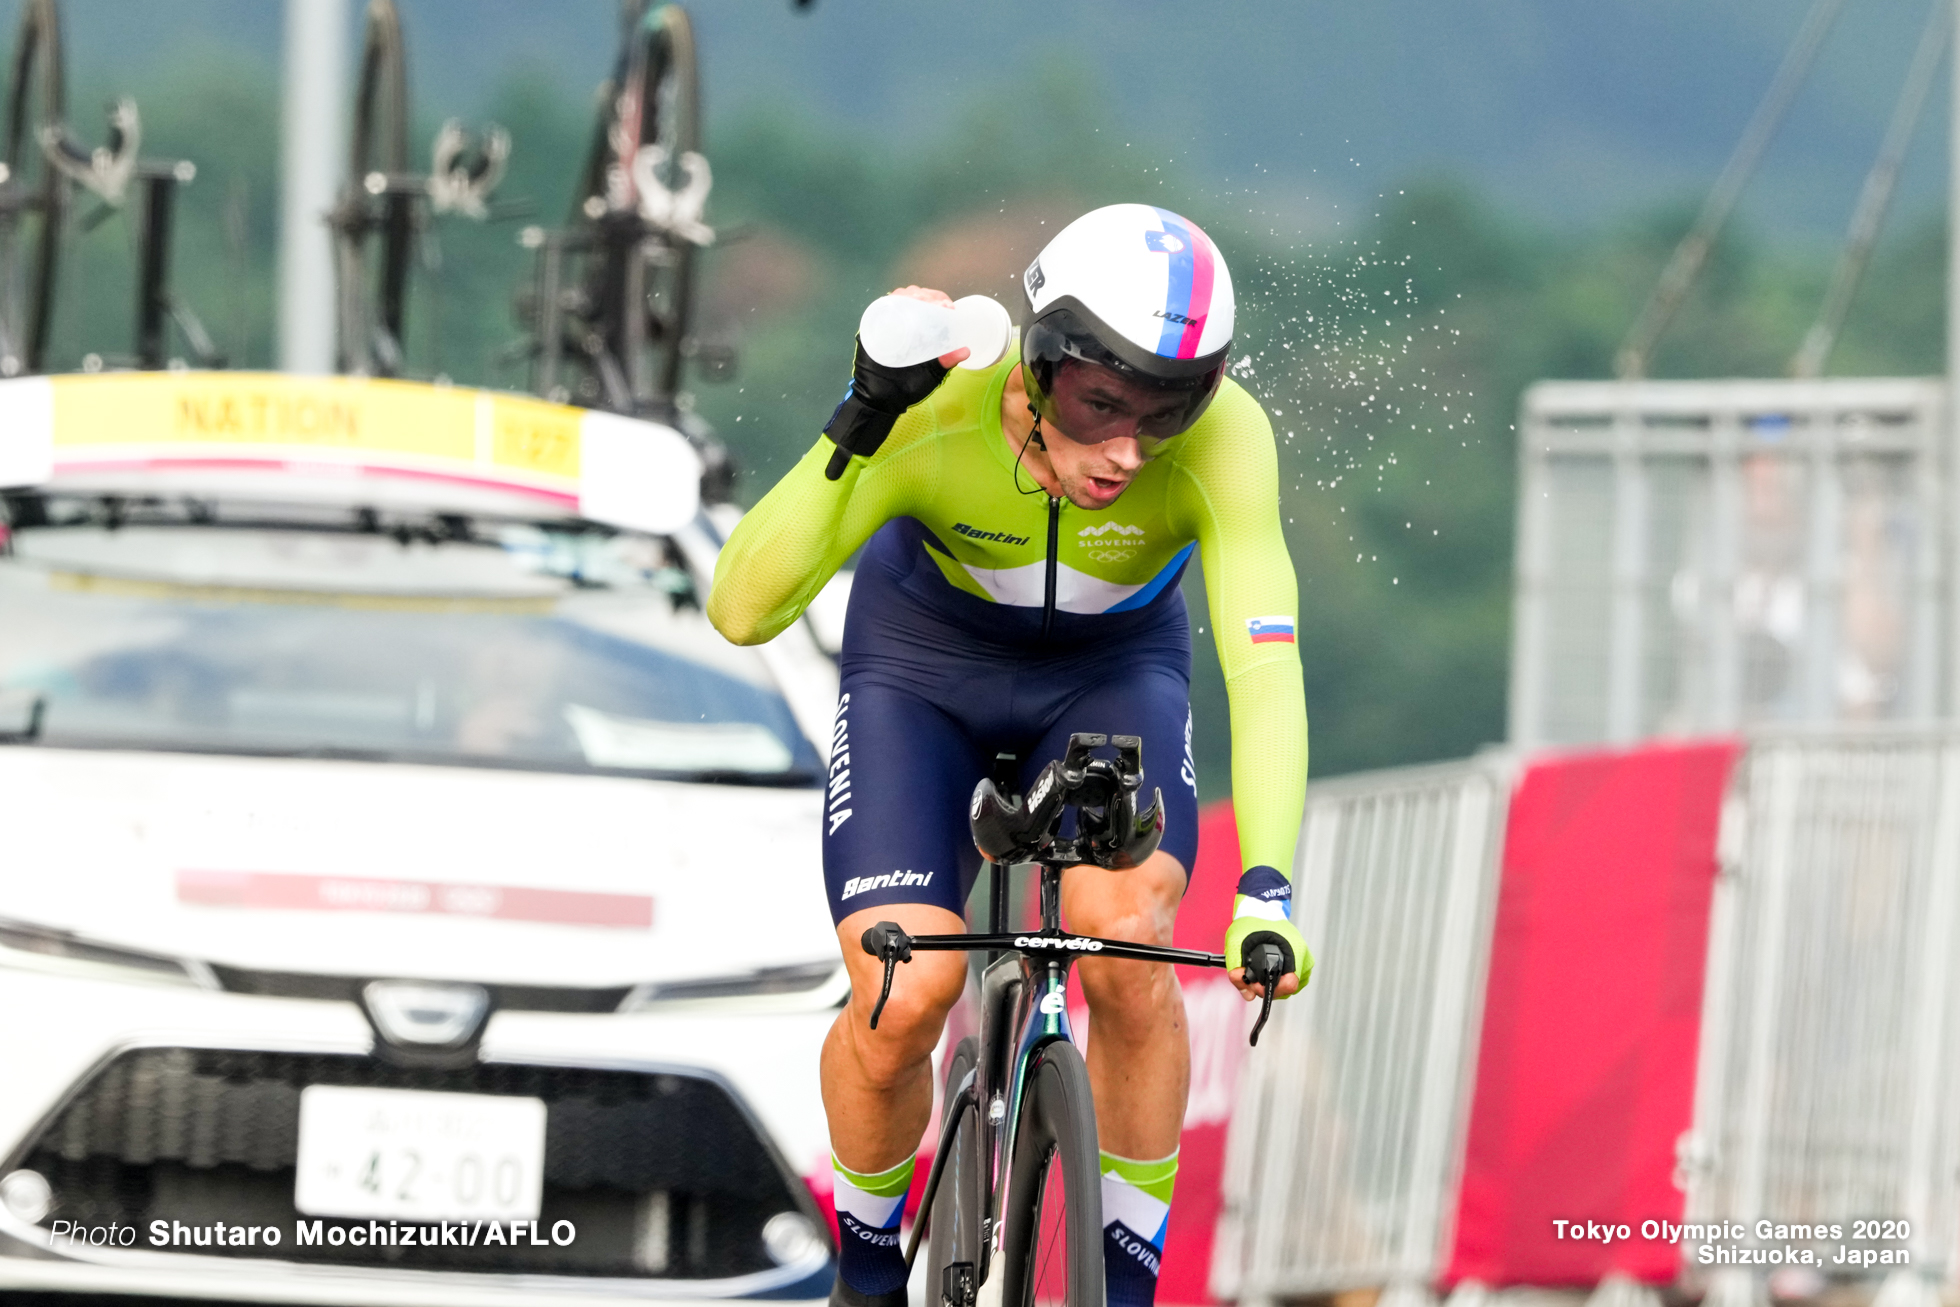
[1026,663,1200,880]
[824,679,988,926]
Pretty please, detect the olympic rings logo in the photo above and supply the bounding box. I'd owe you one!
[1087,548,1137,562]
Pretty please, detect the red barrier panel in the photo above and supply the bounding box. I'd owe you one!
[1159,799,1246,1305]
[1444,740,1738,1287]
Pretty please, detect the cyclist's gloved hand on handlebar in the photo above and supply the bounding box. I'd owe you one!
[1224,865,1313,1000]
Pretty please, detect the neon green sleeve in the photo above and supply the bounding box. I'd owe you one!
[1165,382,1308,881]
[707,408,940,646]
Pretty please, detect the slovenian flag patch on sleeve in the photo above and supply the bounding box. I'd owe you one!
[1246,615,1296,644]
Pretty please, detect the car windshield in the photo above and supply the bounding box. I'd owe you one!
[0,494,820,784]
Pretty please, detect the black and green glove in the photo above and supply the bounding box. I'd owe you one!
[822,338,950,480]
[1224,865,1313,996]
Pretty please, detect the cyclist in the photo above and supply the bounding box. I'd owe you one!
[708,203,1310,1307]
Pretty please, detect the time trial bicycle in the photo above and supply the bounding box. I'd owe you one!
[858,732,1294,1307]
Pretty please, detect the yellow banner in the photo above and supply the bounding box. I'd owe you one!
[50,569,557,614]
[489,392,582,480]
[47,373,585,482]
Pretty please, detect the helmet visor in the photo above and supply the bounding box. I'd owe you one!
[1023,313,1225,444]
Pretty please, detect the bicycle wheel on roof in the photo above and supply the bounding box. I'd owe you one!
[333,0,411,375]
[0,0,66,377]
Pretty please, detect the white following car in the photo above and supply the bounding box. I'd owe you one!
[0,372,848,1305]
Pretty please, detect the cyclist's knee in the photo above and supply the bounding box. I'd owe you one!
[844,950,965,1083]
[869,947,965,1023]
[1074,902,1174,948]
[1060,852,1184,942]
[1068,892,1177,971]
[1078,948,1179,1010]
[1076,901,1182,1038]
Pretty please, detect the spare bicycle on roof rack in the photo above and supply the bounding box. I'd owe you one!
[326,0,737,504]
[511,3,733,426]
[0,0,221,377]
[328,0,511,379]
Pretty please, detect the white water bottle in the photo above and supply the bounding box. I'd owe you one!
[858,293,1012,371]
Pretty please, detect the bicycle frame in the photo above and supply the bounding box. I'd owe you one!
[878,856,1225,1296]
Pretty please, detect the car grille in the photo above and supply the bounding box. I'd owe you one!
[11,1047,825,1280]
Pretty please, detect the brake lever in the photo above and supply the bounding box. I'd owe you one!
[861,921,913,1030]
[1246,941,1285,1048]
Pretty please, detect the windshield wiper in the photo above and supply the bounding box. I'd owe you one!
[0,692,46,743]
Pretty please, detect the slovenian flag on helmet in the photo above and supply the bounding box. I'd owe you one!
[1246,615,1295,644]
[1148,207,1220,360]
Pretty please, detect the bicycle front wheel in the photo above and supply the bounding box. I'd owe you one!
[999,1040,1102,1307]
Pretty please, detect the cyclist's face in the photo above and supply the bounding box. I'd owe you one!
[1042,364,1185,509]
[1044,362,1192,447]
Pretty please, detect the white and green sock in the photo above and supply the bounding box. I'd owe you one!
[1101,1150,1177,1307]
[832,1153,914,1296]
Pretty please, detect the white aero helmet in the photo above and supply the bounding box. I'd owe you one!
[1021,203,1236,440]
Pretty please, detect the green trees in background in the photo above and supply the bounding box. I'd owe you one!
[29,52,1947,787]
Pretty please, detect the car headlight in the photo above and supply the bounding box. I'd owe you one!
[0,918,213,988]
[620,960,847,1012]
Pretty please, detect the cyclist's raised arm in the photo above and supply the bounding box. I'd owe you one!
[707,418,915,645]
[709,291,964,646]
[1166,378,1312,992]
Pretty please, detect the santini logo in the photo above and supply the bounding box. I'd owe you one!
[841,870,933,899]
[954,522,1031,547]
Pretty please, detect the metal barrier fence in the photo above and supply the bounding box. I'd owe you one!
[1510,380,1947,751]
[1212,755,1511,1307]
[1687,731,1960,1307]
[1211,732,1960,1307]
